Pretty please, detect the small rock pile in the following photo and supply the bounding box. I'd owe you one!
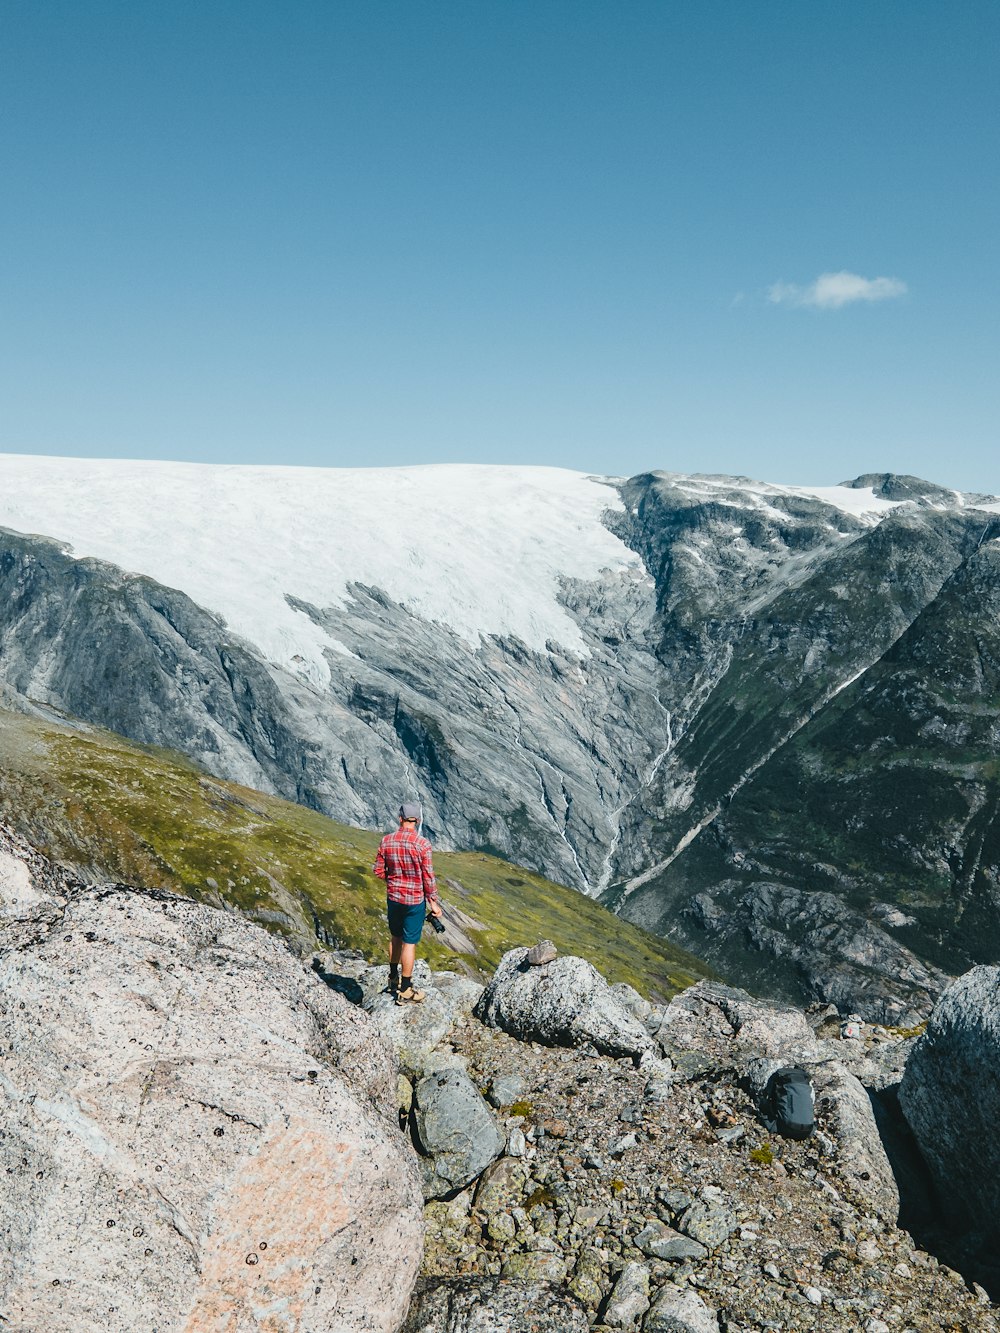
[316,941,1000,1333]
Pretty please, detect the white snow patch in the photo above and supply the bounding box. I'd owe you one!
[659,473,906,521]
[676,544,705,565]
[0,455,638,685]
[785,485,905,517]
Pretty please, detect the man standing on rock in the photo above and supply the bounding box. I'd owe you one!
[373,803,442,1004]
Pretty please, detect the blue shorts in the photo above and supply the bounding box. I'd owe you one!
[387,899,426,944]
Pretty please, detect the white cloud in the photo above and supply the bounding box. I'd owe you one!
[768,270,908,310]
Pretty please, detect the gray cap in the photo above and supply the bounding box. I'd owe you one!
[399,803,421,821]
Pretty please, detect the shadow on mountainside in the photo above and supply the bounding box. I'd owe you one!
[871,1083,1000,1301]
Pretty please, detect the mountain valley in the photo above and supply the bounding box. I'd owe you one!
[2,456,999,1020]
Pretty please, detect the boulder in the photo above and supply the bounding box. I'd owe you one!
[812,1063,899,1222]
[500,1252,568,1282]
[634,1222,705,1262]
[644,1286,720,1332]
[474,949,655,1059]
[899,966,1000,1241]
[413,1068,504,1199]
[487,1070,528,1108]
[611,980,654,1027]
[642,1055,674,1105]
[678,1190,737,1251]
[0,827,422,1333]
[402,1277,589,1332]
[473,1156,528,1216]
[656,981,821,1069]
[601,1261,651,1327]
[526,939,558,966]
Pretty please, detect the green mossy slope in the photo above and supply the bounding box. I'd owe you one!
[0,706,707,1000]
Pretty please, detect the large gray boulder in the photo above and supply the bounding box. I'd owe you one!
[0,827,423,1333]
[474,948,655,1058]
[899,965,1000,1240]
[413,1067,504,1199]
[655,981,821,1069]
[601,1261,651,1327]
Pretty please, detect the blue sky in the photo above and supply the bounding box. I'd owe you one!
[1,1,997,490]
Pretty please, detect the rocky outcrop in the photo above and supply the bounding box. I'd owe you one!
[653,980,822,1073]
[676,883,950,1026]
[899,966,1000,1243]
[413,954,1000,1331]
[812,1063,900,1223]
[4,823,996,1332]
[365,967,484,1078]
[650,981,902,1223]
[645,1287,720,1332]
[474,946,656,1059]
[0,826,423,1333]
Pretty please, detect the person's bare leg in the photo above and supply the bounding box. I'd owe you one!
[398,940,426,1001]
[388,935,403,992]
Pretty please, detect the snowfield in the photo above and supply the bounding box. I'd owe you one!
[0,455,638,685]
[1,454,977,688]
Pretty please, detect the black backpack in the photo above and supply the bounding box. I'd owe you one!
[762,1066,814,1140]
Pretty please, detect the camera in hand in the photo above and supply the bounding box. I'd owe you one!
[429,912,446,934]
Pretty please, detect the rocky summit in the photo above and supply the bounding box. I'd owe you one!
[2,461,999,1019]
[3,825,1000,1330]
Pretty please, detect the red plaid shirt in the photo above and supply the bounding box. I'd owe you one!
[373,827,439,905]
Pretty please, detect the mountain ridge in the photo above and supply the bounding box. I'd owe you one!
[2,453,998,1018]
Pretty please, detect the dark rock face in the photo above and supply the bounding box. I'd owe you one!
[677,882,949,1025]
[3,469,1000,1021]
[899,967,1000,1241]
[597,477,1000,1015]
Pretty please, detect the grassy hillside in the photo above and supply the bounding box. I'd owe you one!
[0,705,707,1000]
